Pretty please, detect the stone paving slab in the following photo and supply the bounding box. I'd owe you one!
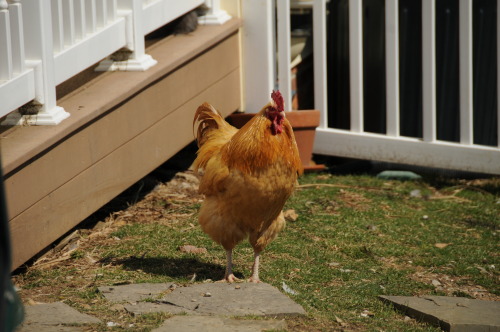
[19,326,84,332]
[380,295,500,332]
[98,282,175,302]
[153,315,287,332]
[124,301,193,315]
[146,282,304,317]
[19,302,101,332]
[100,282,306,317]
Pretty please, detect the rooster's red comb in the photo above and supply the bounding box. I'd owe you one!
[271,90,284,112]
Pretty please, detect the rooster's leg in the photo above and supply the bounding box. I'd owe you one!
[222,249,239,283]
[248,251,261,283]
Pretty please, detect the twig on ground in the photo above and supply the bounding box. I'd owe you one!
[297,183,384,191]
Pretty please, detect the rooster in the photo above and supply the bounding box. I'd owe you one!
[193,90,303,282]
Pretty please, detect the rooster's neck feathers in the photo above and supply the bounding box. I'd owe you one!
[222,112,300,175]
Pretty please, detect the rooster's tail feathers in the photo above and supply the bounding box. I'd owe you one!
[193,103,237,173]
[193,103,227,147]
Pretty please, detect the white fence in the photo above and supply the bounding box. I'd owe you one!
[0,0,205,125]
[242,0,500,175]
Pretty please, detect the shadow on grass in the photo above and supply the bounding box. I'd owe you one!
[462,217,499,231]
[103,255,245,281]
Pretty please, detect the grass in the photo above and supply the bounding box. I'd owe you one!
[13,170,499,331]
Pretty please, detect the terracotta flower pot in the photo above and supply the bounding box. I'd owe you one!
[227,110,324,172]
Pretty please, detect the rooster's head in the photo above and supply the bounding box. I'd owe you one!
[265,90,285,135]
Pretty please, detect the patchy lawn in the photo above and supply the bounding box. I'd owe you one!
[12,162,499,331]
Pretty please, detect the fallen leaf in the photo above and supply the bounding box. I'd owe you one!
[431,279,442,287]
[85,255,98,264]
[113,219,128,227]
[26,298,41,306]
[335,315,347,326]
[410,189,422,198]
[475,265,488,274]
[284,209,299,222]
[434,243,450,249]
[178,245,207,254]
[360,309,374,317]
[110,304,125,312]
[282,281,298,295]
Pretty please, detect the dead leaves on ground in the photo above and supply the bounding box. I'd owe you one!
[434,243,451,249]
[410,269,497,300]
[284,209,299,222]
[178,245,207,254]
[377,256,499,301]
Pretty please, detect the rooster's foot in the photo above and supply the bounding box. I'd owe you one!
[217,274,241,283]
[247,277,261,283]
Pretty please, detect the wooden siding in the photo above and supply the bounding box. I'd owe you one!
[2,20,241,270]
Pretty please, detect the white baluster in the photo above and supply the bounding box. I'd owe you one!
[9,0,25,75]
[198,0,231,25]
[277,0,292,110]
[85,0,96,34]
[385,0,399,137]
[498,0,500,147]
[422,0,436,142]
[96,0,106,27]
[3,0,70,125]
[313,0,328,128]
[62,0,76,48]
[459,0,473,145]
[241,0,275,113]
[0,0,13,81]
[349,0,364,132]
[51,0,64,53]
[108,0,117,22]
[95,0,156,71]
[74,0,86,40]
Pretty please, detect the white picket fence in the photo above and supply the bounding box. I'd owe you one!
[242,0,500,175]
[0,0,205,125]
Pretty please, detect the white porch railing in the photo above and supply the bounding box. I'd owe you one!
[0,0,207,125]
[242,0,500,175]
